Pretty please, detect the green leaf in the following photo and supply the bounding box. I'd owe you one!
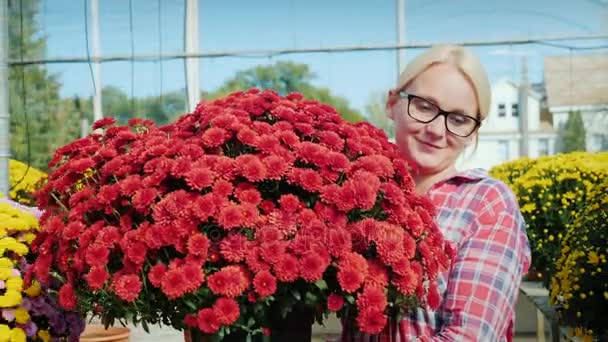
[184,299,197,310]
[314,279,328,290]
[345,294,355,304]
[304,292,319,305]
[290,289,301,301]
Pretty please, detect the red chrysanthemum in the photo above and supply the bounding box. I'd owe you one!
[112,274,142,302]
[253,270,277,298]
[299,251,329,282]
[427,283,441,310]
[85,244,110,268]
[161,268,188,299]
[278,194,302,214]
[201,127,229,147]
[356,286,387,312]
[184,168,215,191]
[213,297,240,325]
[63,221,85,240]
[327,293,344,312]
[132,188,158,214]
[197,308,220,333]
[187,233,210,258]
[273,253,299,282]
[219,234,248,262]
[181,262,205,293]
[237,155,267,182]
[58,283,76,310]
[148,263,166,288]
[207,266,249,298]
[235,187,262,206]
[85,267,109,290]
[356,308,387,335]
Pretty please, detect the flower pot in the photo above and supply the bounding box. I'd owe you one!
[80,324,131,342]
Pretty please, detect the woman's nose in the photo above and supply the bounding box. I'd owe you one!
[424,115,446,137]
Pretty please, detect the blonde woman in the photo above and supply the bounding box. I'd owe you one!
[344,45,531,341]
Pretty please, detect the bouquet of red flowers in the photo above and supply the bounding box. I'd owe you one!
[29,89,452,339]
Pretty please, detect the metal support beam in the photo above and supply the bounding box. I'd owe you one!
[0,0,10,198]
[91,0,103,122]
[184,0,200,113]
[395,0,406,79]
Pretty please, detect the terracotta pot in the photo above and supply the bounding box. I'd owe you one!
[80,324,131,342]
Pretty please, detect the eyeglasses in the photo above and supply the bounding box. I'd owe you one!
[398,91,481,137]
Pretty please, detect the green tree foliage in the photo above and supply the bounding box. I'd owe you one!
[559,111,587,153]
[364,91,394,140]
[8,0,81,170]
[208,61,364,123]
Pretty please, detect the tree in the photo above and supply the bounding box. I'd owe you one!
[208,61,364,123]
[559,111,587,153]
[8,0,81,171]
[364,91,394,140]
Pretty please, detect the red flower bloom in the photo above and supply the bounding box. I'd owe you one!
[132,188,158,214]
[207,266,248,298]
[59,283,77,310]
[197,308,220,333]
[278,194,302,214]
[182,262,205,292]
[253,270,277,298]
[85,244,110,268]
[92,117,116,130]
[235,187,262,206]
[112,274,142,302]
[213,297,240,325]
[337,266,365,293]
[161,268,188,299]
[327,293,344,312]
[273,253,299,282]
[237,155,267,182]
[366,259,389,288]
[237,127,259,145]
[148,263,166,288]
[356,286,387,312]
[185,168,215,191]
[187,233,210,258]
[356,308,387,335]
[63,221,85,240]
[299,251,328,282]
[85,267,109,290]
[263,155,290,180]
[220,234,248,262]
[191,193,216,222]
[318,131,344,151]
[202,127,229,147]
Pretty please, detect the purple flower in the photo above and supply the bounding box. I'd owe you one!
[24,320,38,337]
[2,309,15,322]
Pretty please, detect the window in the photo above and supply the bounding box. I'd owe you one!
[538,138,549,156]
[497,140,510,161]
[511,103,519,117]
[498,104,506,117]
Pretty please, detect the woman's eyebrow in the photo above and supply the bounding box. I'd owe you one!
[417,93,469,116]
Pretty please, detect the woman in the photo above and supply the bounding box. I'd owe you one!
[345,45,531,341]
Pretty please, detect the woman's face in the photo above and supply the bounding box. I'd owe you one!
[391,63,479,176]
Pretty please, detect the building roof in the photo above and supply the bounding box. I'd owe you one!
[544,53,608,108]
[493,78,542,100]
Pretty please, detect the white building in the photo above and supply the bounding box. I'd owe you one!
[544,54,608,152]
[458,79,557,171]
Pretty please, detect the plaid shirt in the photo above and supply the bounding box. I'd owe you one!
[343,168,531,342]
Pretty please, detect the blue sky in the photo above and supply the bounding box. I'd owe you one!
[35,0,608,114]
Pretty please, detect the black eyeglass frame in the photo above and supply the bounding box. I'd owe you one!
[398,91,481,138]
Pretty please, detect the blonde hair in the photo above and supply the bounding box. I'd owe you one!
[387,44,491,120]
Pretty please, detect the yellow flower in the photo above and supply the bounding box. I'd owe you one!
[13,308,29,324]
[588,251,599,265]
[37,330,50,342]
[9,327,25,342]
[0,290,22,308]
[0,324,10,339]
[5,277,23,292]
[24,280,41,297]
